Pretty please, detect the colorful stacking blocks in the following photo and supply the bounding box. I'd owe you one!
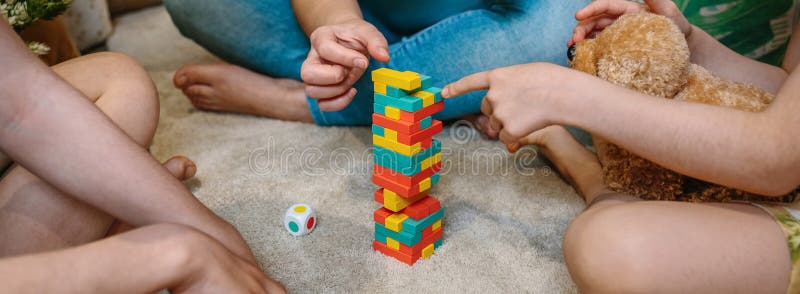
[371,68,444,265]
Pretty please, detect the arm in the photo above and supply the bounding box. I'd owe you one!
[445,30,800,196]
[0,224,280,293]
[291,0,389,111]
[0,22,255,264]
[291,0,362,35]
[557,69,800,196]
[686,26,789,93]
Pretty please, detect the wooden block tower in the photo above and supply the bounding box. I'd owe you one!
[371,68,444,265]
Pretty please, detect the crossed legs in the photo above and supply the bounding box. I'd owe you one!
[527,126,791,293]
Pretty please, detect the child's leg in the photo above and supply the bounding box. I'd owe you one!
[527,127,790,293]
[0,52,195,255]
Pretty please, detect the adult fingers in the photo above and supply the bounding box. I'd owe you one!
[313,31,370,69]
[305,63,365,99]
[301,49,348,85]
[357,24,390,63]
[442,71,491,98]
[317,88,357,112]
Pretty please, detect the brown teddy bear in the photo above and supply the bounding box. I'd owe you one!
[567,12,796,202]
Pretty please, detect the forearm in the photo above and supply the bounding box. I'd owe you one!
[0,226,190,293]
[291,0,362,35]
[687,26,788,93]
[0,23,255,264]
[559,73,800,196]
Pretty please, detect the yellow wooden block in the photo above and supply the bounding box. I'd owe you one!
[372,68,421,91]
[421,244,435,259]
[411,91,435,107]
[385,106,401,120]
[373,134,421,156]
[419,177,431,191]
[384,128,398,141]
[420,156,432,170]
[434,153,442,164]
[386,237,400,251]
[374,82,387,95]
[383,189,427,212]
[432,219,442,231]
[385,213,409,232]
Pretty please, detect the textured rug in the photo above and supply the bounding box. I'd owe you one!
[107,6,585,293]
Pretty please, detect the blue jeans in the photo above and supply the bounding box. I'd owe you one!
[164,0,590,126]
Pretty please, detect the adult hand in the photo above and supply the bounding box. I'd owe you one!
[442,63,599,148]
[300,18,390,111]
[568,0,692,46]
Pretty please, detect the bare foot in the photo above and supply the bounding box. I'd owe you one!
[173,63,313,122]
[106,155,197,236]
[510,126,612,203]
[162,155,197,181]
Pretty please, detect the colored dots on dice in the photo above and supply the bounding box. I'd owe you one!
[284,204,316,236]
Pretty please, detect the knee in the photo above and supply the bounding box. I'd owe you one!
[84,52,159,146]
[563,205,659,293]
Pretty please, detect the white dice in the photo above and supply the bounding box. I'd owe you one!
[284,204,316,236]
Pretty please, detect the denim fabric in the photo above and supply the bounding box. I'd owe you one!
[164,0,591,125]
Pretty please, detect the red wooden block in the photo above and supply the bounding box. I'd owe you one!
[403,196,439,220]
[392,120,442,145]
[373,163,441,186]
[403,197,441,220]
[374,189,384,203]
[373,171,434,198]
[384,101,444,123]
[373,240,418,266]
[396,228,442,255]
[373,207,393,225]
[373,113,425,134]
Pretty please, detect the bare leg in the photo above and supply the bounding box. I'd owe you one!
[173,64,313,122]
[0,53,195,256]
[524,126,791,293]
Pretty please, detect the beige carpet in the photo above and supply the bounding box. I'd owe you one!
[108,6,585,293]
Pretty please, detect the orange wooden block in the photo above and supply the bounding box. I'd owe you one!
[373,163,440,186]
[376,101,443,123]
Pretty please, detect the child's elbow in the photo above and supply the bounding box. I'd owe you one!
[752,146,800,197]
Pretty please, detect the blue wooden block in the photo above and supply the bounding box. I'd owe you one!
[374,93,423,112]
[371,124,385,137]
[374,103,386,115]
[420,117,433,129]
[375,230,387,244]
[401,208,444,234]
[386,85,411,98]
[375,223,422,246]
[374,140,441,176]
[434,239,442,248]
[420,75,432,90]
[424,87,443,103]
[431,173,440,185]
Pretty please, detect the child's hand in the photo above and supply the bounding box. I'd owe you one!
[300,19,390,111]
[568,0,692,46]
[442,63,595,147]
